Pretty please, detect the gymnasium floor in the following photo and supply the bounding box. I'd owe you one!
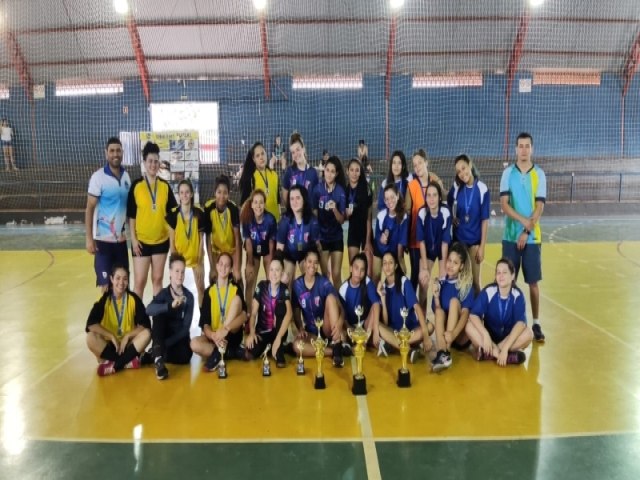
[1,216,639,479]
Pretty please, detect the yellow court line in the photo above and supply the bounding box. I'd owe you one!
[350,357,382,480]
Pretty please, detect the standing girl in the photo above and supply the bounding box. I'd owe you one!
[377,150,412,212]
[373,184,408,283]
[166,179,206,305]
[465,258,533,366]
[281,132,319,207]
[204,175,242,284]
[246,254,292,367]
[345,159,374,277]
[127,142,177,297]
[1,119,17,171]
[447,154,490,295]
[311,156,347,287]
[430,242,474,372]
[240,189,278,316]
[276,184,321,287]
[239,142,280,222]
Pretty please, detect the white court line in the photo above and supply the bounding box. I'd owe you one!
[350,357,382,480]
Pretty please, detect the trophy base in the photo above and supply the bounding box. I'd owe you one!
[397,369,411,388]
[262,371,271,377]
[296,365,306,376]
[314,375,326,389]
[218,372,228,380]
[351,375,367,396]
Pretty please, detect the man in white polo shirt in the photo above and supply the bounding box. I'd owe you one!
[85,137,131,291]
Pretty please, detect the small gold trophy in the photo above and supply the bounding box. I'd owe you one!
[394,307,411,387]
[218,344,228,379]
[311,318,328,389]
[347,305,370,395]
[296,340,306,375]
[262,344,272,377]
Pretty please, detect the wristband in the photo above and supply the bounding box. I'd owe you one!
[523,229,530,235]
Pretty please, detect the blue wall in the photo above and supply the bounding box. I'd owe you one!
[1,73,638,166]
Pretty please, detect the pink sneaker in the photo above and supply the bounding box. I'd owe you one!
[125,357,141,369]
[97,361,116,376]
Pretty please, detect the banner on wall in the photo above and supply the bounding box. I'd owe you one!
[139,131,200,204]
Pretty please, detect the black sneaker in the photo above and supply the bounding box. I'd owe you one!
[332,343,344,368]
[431,350,450,373]
[155,358,169,380]
[532,324,546,343]
[341,342,353,358]
[275,347,286,368]
[507,351,526,365]
[409,347,422,364]
[204,349,222,372]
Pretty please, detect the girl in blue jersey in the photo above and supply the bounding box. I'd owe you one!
[276,184,321,287]
[465,258,533,366]
[312,156,347,287]
[246,253,292,368]
[376,252,432,361]
[373,184,408,283]
[281,131,319,208]
[291,249,344,368]
[376,150,413,212]
[345,159,374,277]
[430,242,474,372]
[447,154,490,295]
[417,182,452,311]
[338,253,382,349]
[240,189,278,316]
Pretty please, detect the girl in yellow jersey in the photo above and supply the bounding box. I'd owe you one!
[85,265,151,376]
[204,175,242,283]
[190,253,248,371]
[127,142,177,297]
[166,180,206,305]
[239,142,280,221]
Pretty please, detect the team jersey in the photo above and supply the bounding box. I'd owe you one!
[338,277,381,327]
[374,209,408,256]
[500,164,546,244]
[376,175,412,212]
[471,284,527,341]
[382,276,419,331]
[86,290,150,339]
[251,169,280,221]
[88,165,131,242]
[291,273,337,335]
[165,206,206,267]
[203,200,240,254]
[276,214,320,263]
[447,180,490,245]
[242,212,278,258]
[432,276,475,314]
[282,164,319,192]
[311,182,346,242]
[200,280,245,331]
[346,182,373,234]
[127,176,177,245]
[416,205,452,260]
[253,280,290,334]
[407,174,439,249]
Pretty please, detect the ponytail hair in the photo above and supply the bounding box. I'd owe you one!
[449,242,473,301]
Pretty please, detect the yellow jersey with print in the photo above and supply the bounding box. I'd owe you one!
[199,281,245,331]
[166,205,206,267]
[127,176,177,244]
[252,169,280,221]
[85,291,151,339]
[203,200,239,254]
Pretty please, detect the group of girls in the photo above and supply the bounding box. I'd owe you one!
[86,135,532,380]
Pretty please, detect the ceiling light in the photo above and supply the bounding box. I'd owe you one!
[390,0,405,10]
[114,0,129,15]
[253,0,267,11]
[528,0,545,7]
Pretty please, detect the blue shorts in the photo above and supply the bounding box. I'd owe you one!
[95,240,129,286]
[502,241,542,284]
[320,238,344,253]
[1,140,12,147]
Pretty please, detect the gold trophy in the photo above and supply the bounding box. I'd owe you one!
[296,340,306,375]
[311,318,328,389]
[394,307,411,387]
[262,344,272,377]
[217,344,228,379]
[347,305,370,395]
